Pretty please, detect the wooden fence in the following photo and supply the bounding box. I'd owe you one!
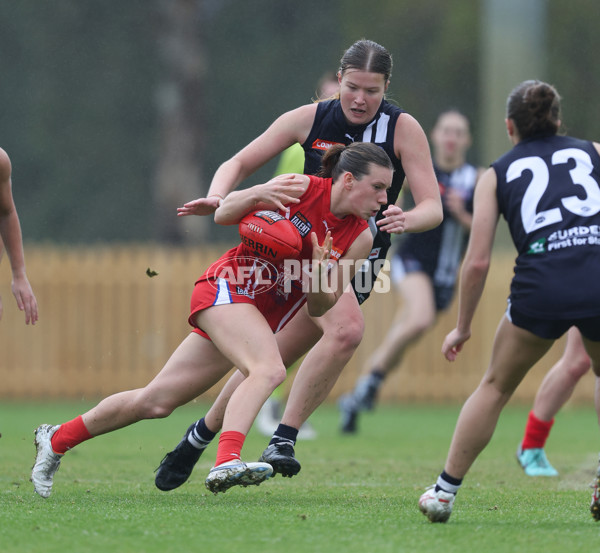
[0,244,595,404]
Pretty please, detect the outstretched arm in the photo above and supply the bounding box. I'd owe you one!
[177,104,317,218]
[0,148,38,324]
[381,113,442,235]
[213,174,308,225]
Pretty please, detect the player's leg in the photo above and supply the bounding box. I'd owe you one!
[592,372,600,520]
[256,361,318,440]
[253,313,321,439]
[339,271,435,433]
[577,331,600,520]
[420,315,554,522]
[205,306,320,431]
[155,369,248,491]
[31,331,233,498]
[445,318,554,477]
[251,306,323,476]
[518,327,590,476]
[282,287,363,425]
[260,287,365,474]
[190,303,288,493]
[156,303,322,489]
[531,328,590,421]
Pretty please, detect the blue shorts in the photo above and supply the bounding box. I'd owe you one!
[391,253,455,312]
[507,303,600,341]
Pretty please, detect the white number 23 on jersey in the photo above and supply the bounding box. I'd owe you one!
[507,148,600,233]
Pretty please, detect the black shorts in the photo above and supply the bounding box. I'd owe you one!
[351,231,391,305]
[507,303,600,341]
[390,252,455,312]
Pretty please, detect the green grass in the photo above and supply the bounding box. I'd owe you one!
[1,401,598,553]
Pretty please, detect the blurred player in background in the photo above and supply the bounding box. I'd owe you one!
[0,147,38,325]
[338,110,478,433]
[31,143,394,498]
[153,38,442,493]
[419,80,600,523]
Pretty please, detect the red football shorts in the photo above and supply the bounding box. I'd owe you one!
[188,277,255,340]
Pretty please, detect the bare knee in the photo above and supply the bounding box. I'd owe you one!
[324,312,365,353]
[407,314,435,342]
[133,393,176,420]
[245,362,286,391]
[480,374,516,406]
[565,353,592,380]
[268,364,287,389]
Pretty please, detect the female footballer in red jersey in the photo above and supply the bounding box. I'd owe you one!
[31,142,393,497]
[154,39,442,491]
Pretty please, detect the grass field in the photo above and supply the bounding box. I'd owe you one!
[1,400,598,553]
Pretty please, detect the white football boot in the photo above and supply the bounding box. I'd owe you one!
[419,486,456,523]
[205,459,273,494]
[31,424,63,498]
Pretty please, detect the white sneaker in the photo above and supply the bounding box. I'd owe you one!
[205,459,273,494]
[31,424,63,498]
[419,486,455,523]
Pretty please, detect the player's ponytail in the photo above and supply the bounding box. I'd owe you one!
[507,80,561,139]
[319,142,393,181]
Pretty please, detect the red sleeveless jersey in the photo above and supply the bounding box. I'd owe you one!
[191,175,369,335]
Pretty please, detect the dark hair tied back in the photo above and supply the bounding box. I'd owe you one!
[507,80,561,139]
[319,142,393,181]
[339,39,392,82]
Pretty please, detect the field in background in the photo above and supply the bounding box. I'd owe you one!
[1,401,599,553]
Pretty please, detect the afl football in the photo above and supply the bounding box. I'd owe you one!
[239,210,302,263]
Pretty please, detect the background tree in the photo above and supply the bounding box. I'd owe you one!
[153,0,206,243]
[1,1,598,244]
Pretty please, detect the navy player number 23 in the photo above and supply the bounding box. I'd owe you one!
[507,147,600,233]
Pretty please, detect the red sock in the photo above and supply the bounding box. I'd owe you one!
[521,410,554,450]
[50,415,93,454]
[214,430,246,466]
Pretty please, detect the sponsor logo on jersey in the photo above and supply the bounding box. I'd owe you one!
[368,247,381,260]
[254,210,285,225]
[291,212,312,237]
[235,286,256,298]
[548,225,600,241]
[546,224,600,251]
[311,139,344,151]
[330,246,344,260]
[527,238,546,254]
